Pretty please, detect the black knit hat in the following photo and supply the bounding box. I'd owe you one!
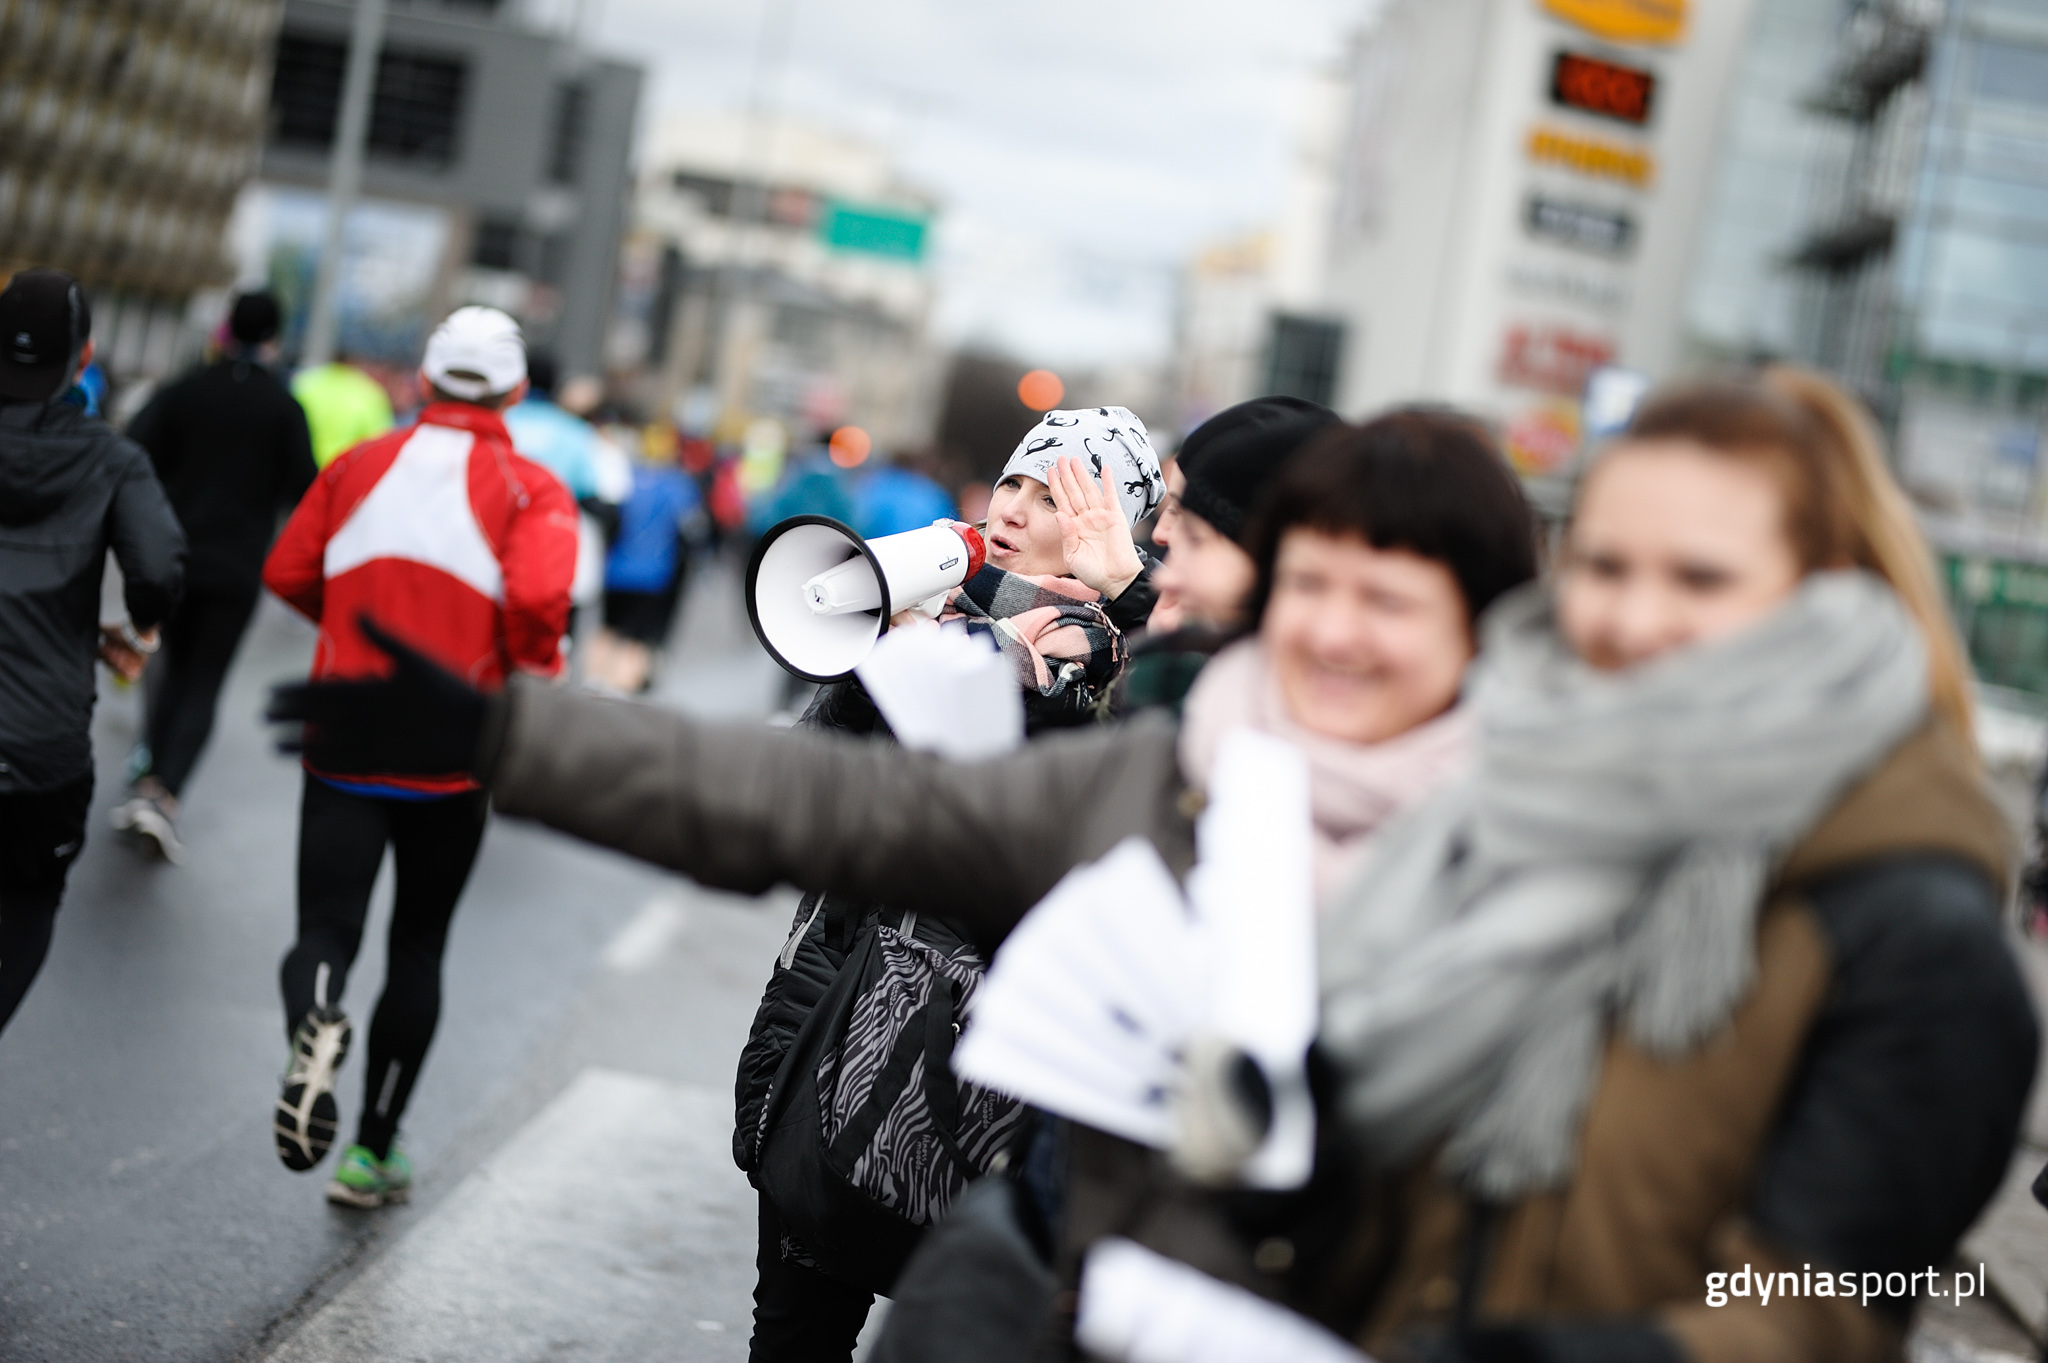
[229,291,282,346]
[1175,395,1339,544]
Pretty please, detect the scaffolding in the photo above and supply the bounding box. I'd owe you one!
[1786,0,1938,411]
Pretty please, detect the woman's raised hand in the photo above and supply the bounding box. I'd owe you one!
[1050,455,1143,599]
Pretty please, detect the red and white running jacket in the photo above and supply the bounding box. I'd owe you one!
[264,401,577,795]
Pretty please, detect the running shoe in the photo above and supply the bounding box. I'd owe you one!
[325,1143,412,1209]
[274,1008,351,1172]
[110,794,184,865]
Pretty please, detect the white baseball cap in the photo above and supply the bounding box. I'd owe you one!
[421,305,526,400]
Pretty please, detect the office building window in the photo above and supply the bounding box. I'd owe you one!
[671,172,737,217]
[271,34,346,148]
[547,82,588,185]
[370,51,466,165]
[1264,314,1345,407]
[472,216,520,271]
[269,32,468,168]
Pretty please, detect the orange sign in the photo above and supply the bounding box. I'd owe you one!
[1505,402,1584,476]
[1528,127,1655,187]
[1541,0,1686,45]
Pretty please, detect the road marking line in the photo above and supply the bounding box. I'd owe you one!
[602,895,690,973]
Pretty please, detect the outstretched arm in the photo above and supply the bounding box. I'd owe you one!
[487,677,1191,943]
[269,629,1194,946]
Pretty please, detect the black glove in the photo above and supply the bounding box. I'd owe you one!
[267,616,497,779]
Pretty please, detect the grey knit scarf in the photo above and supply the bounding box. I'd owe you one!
[1316,571,1929,1198]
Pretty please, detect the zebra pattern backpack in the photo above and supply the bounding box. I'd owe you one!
[754,906,1027,1294]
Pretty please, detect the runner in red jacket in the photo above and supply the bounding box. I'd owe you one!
[264,306,577,1206]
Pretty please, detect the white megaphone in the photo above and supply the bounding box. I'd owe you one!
[745,515,988,681]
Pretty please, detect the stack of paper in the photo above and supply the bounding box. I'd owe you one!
[855,622,1023,760]
[955,728,1320,1189]
[1077,1238,1373,1363]
[953,837,1206,1148]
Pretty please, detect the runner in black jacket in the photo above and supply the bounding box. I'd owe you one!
[115,291,315,861]
[0,269,185,1035]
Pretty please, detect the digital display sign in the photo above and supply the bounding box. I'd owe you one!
[1551,51,1657,126]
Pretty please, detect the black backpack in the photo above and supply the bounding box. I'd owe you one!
[754,906,1027,1294]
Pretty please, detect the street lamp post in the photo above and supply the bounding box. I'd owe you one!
[301,0,389,368]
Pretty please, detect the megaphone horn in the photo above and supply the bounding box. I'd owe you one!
[745,516,988,682]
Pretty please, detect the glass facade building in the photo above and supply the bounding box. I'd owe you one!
[1690,0,2048,691]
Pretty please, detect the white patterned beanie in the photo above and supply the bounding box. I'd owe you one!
[1001,406,1164,524]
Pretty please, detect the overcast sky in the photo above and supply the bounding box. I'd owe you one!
[577,0,1373,370]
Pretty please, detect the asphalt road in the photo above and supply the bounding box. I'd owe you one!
[0,562,799,1363]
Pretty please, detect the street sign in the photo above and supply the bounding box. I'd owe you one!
[819,202,928,262]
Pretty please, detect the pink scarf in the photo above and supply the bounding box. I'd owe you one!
[1178,639,1474,901]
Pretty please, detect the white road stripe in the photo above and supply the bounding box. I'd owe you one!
[602,894,691,974]
[263,1071,755,1362]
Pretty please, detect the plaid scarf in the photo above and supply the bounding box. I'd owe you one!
[939,565,1127,705]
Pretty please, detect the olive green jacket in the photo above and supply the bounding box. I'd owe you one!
[489,676,1197,952]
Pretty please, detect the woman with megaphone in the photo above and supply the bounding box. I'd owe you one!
[720,406,1165,1359]
[753,406,1164,736]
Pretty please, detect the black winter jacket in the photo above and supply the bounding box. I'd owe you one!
[0,397,184,792]
[732,651,1126,1178]
[128,356,314,594]
[732,561,1160,1176]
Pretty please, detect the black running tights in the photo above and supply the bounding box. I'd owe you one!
[145,585,260,797]
[0,776,92,1036]
[279,776,488,1158]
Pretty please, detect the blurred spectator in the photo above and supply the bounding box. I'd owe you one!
[292,354,393,469]
[707,449,749,543]
[504,352,620,641]
[852,458,956,539]
[503,352,601,501]
[115,291,316,861]
[752,447,857,536]
[584,440,704,693]
[71,358,108,417]
[556,373,605,419]
[1116,397,1339,716]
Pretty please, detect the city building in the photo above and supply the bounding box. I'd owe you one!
[1168,69,1347,434]
[619,110,939,451]
[1678,0,1844,370]
[0,0,286,381]
[238,0,640,376]
[1688,0,2048,692]
[1322,0,1759,481]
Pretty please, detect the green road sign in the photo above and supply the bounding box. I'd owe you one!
[819,202,928,261]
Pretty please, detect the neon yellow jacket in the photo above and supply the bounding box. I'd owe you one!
[291,363,394,468]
